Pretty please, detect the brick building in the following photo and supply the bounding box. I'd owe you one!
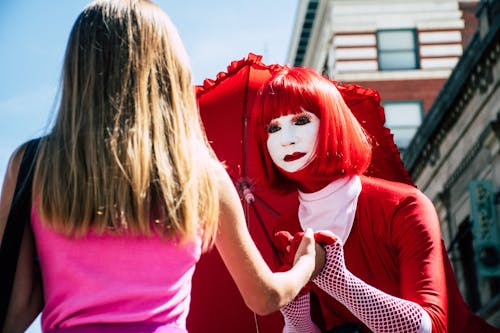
[404,0,500,326]
[288,0,500,327]
[287,0,478,155]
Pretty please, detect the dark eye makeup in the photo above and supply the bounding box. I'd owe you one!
[294,114,311,125]
[267,112,312,134]
[267,123,281,134]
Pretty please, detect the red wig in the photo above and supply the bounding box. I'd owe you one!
[252,67,372,192]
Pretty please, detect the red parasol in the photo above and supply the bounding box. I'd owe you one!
[186,53,413,333]
[187,53,287,333]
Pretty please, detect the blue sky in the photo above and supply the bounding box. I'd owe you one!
[0,1,297,331]
[0,0,298,190]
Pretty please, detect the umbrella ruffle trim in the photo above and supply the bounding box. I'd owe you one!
[334,82,414,185]
[195,53,283,98]
[196,53,413,186]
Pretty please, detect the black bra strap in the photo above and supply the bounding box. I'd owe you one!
[0,138,41,328]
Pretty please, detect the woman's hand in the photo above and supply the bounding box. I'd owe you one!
[292,228,315,266]
[275,229,331,279]
[214,166,320,315]
[312,241,326,279]
[291,228,317,283]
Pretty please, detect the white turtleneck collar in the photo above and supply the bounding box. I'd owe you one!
[298,175,361,244]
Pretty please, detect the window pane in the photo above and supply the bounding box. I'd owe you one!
[382,101,422,150]
[378,31,415,50]
[379,51,417,70]
[391,128,418,148]
[377,29,418,70]
[384,102,422,126]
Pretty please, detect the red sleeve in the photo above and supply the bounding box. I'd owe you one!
[391,189,447,333]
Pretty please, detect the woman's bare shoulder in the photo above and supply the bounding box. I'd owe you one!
[0,142,30,235]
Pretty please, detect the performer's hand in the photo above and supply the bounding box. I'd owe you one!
[274,230,315,295]
[273,230,295,270]
[273,230,310,267]
[314,230,338,246]
[274,230,338,269]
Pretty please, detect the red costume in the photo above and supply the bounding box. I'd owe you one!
[192,55,498,333]
[252,66,499,332]
[275,175,497,332]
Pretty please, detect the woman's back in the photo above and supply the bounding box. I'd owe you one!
[31,203,201,332]
[0,1,319,331]
[27,3,213,330]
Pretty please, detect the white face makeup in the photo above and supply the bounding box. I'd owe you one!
[266,110,320,173]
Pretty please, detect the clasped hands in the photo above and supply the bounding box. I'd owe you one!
[274,229,337,291]
[274,230,339,333]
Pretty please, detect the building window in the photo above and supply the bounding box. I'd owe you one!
[382,101,423,152]
[453,218,500,311]
[456,219,481,311]
[377,29,419,70]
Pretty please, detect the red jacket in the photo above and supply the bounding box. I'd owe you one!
[277,176,497,332]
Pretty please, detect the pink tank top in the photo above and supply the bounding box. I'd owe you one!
[31,206,202,332]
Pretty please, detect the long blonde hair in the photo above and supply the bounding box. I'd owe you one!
[35,0,219,249]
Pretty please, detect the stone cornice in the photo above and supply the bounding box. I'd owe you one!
[404,25,500,179]
[442,121,497,192]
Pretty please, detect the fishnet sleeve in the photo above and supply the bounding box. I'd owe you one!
[280,292,321,333]
[313,242,432,333]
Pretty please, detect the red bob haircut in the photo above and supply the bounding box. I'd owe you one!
[252,67,372,192]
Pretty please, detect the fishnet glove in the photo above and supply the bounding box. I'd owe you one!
[280,292,321,333]
[312,239,431,333]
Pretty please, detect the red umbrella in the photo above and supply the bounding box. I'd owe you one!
[186,53,412,333]
[334,81,414,186]
[187,53,287,333]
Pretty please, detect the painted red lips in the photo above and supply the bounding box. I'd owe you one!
[284,152,306,162]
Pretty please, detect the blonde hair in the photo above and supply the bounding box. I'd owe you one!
[34,0,219,249]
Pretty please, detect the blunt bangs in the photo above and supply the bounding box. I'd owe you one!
[252,67,372,193]
[258,74,320,130]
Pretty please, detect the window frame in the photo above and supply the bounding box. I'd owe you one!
[376,28,420,70]
[382,100,423,152]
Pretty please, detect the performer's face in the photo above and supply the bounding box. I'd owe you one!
[266,110,320,173]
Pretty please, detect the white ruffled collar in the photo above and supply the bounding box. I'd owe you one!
[298,175,361,243]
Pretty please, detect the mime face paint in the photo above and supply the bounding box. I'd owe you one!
[266,110,319,173]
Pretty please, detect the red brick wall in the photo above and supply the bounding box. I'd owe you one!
[350,78,447,113]
[459,1,479,49]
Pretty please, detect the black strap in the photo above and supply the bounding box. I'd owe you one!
[0,138,41,328]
